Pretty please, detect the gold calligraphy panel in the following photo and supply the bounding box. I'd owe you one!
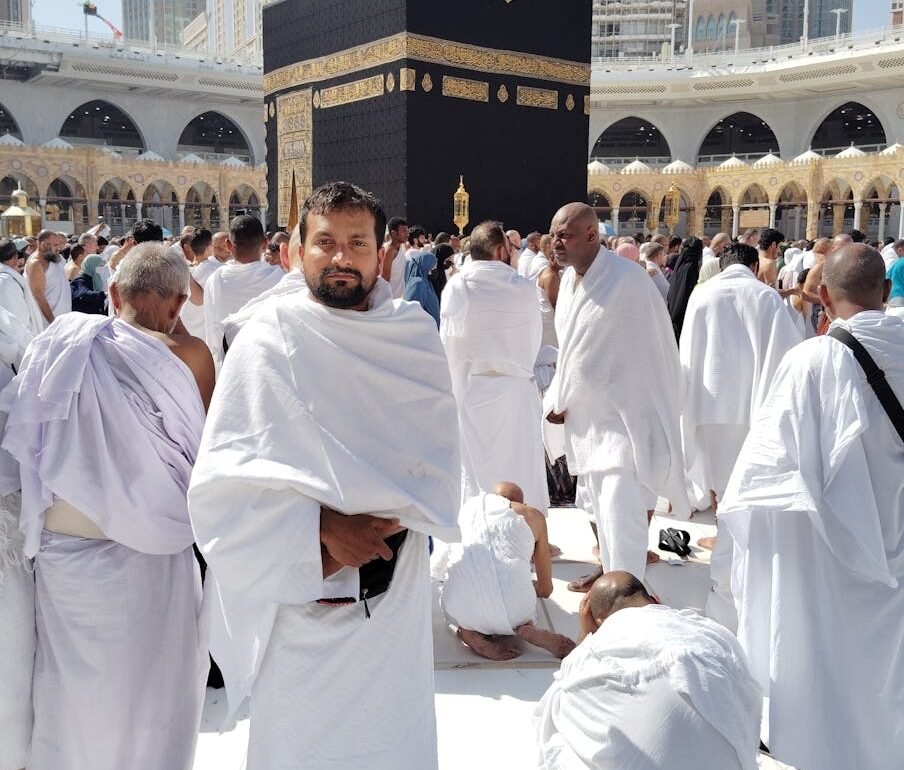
[516,85,558,109]
[276,90,312,227]
[442,76,489,103]
[319,74,385,109]
[264,32,590,95]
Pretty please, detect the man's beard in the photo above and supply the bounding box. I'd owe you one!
[44,251,61,263]
[310,266,376,309]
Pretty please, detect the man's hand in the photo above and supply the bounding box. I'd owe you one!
[320,507,400,568]
[321,544,345,579]
[546,409,567,425]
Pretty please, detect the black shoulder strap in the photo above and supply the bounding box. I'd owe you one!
[828,326,904,443]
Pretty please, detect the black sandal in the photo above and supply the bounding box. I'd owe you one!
[658,528,691,557]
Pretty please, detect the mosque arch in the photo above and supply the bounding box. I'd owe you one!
[0,175,40,216]
[705,15,717,40]
[656,187,695,237]
[59,100,145,152]
[739,183,769,207]
[178,111,253,164]
[590,117,671,166]
[185,181,222,230]
[810,101,887,154]
[861,177,901,242]
[617,190,650,235]
[695,16,706,40]
[703,186,732,236]
[716,14,726,43]
[98,177,138,236]
[45,176,89,231]
[142,179,179,234]
[228,184,262,219]
[775,182,809,242]
[697,112,780,164]
[0,103,21,140]
[818,180,855,237]
[588,189,611,221]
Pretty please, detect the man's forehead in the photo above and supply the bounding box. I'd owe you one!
[307,210,376,235]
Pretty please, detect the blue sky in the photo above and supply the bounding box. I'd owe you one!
[33,0,895,36]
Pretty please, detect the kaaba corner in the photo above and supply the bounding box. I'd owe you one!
[263,0,591,235]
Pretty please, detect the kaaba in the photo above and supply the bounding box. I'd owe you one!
[263,0,591,236]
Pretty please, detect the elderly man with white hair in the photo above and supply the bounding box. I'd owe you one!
[0,243,214,770]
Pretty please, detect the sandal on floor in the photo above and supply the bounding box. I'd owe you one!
[658,528,691,557]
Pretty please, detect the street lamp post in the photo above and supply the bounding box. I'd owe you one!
[730,18,746,57]
[802,0,810,49]
[831,8,847,42]
[687,0,695,59]
[668,23,681,62]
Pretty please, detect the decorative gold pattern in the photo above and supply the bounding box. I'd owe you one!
[386,72,395,92]
[497,84,509,103]
[565,94,575,111]
[312,90,321,108]
[276,90,312,226]
[442,76,489,103]
[516,85,558,110]
[268,102,276,117]
[318,74,386,109]
[422,73,434,92]
[399,67,416,91]
[263,32,590,95]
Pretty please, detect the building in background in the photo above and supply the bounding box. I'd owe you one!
[183,0,269,59]
[122,0,205,47]
[691,0,758,52]
[0,0,30,27]
[892,0,903,26]
[592,1,688,59]
[771,0,853,44]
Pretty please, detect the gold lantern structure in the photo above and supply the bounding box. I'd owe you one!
[452,176,470,236]
[663,183,681,233]
[1,183,42,237]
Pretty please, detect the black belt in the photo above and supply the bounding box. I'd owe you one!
[317,529,409,618]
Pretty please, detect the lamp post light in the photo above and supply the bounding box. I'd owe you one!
[802,0,810,49]
[831,8,847,42]
[687,0,695,59]
[730,18,746,57]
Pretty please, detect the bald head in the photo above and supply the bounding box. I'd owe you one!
[832,233,853,253]
[490,481,524,504]
[587,571,656,624]
[812,237,831,256]
[823,244,887,311]
[550,202,600,274]
[552,202,597,231]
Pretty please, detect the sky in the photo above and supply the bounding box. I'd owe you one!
[32,0,895,36]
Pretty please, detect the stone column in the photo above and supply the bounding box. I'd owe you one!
[38,197,47,220]
[731,205,740,238]
[769,204,777,229]
[832,204,844,235]
[259,205,268,230]
[178,203,186,233]
[611,208,619,235]
[852,200,862,231]
[136,202,144,220]
[878,203,887,242]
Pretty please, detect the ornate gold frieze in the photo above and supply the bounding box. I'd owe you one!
[399,67,416,91]
[318,74,386,109]
[442,76,489,103]
[276,89,312,227]
[497,84,509,103]
[516,85,558,109]
[263,32,590,95]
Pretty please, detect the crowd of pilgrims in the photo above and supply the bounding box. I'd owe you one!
[0,179,901,770]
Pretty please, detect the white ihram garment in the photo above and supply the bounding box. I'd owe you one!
[180,257,225,339]
[203,260,283,371]
[41,258,71,326]
[544,249,689,576]
[0,262,44,339]
[441,260,547,512]
[440,493,537,635]
[188,280,460,770]
[0,447,33,770]
[536,604,762,770]
[221,269,307,348]
[719,311,904,770]
[0,314,207,770]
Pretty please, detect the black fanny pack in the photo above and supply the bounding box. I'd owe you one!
[318,529,409,617]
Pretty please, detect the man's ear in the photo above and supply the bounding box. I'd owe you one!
[279,242,291,272]
[376,245,386,274]
[883,278,892,304]
[818,283,834,318]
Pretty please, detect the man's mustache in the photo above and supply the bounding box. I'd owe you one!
[320,267,363,280]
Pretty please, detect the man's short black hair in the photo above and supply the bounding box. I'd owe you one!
[720,242,759,271]
[132,219,163,244]
[189,227,213,257]
[229,215,265,253]
[387,216,407,234]
[757,227,784,252]
[407,225,426,246]
[0,237,17,263]
[299,181,387,247]
[434,232,451,245]
[97,236,108,248]
[668,236,682,249]
[849,228,866,243]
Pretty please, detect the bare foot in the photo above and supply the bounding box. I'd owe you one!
[516,623,576,658]
[549,543,563,559]
[646,550,661,564]
[591,544,599,558]
[457,628,522,661]
[567,566,603,593]
[698,536,716,551]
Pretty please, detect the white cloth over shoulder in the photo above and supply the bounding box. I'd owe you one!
[188,278,461,730]
[41,258,71,325]
[536,604,762,770]
[0,313,205,558]
[203,260,283,370]
[439,493,537,635]
[180,258,225,339]
[0,262,44,349]
[221,269,308,348]
[545,248,689,512]
[441,260,547,511]
[719,311,904,770]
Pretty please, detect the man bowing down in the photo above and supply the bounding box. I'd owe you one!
[544,203,689,582]
[188,182,461,770]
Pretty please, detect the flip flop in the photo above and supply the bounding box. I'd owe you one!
[658,528,691,558]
